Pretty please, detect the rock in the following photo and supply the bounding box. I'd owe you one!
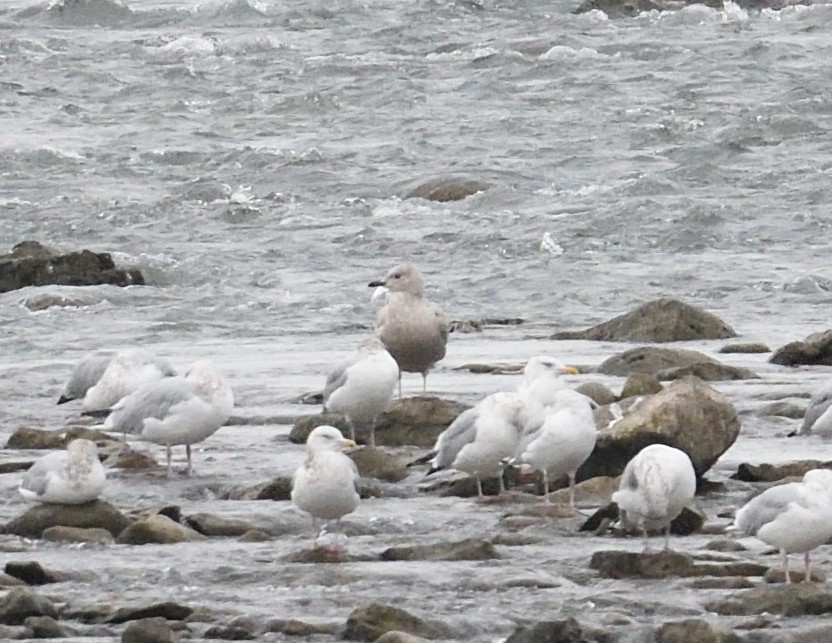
[405,177,490,202]
[0,461,35,474]
[343,603,455,642]
[185,513,258,538]
[266,618,340,636]
[706,583,832,616]
[590,550,767,579]
[4,500,131,538]
[546,476,618,507]
[573,0,663,17]
[203,624,256,640]
[0,240,144,293]
[290,397,470,448]
[0,588,58,625]
[574,381,617,406]
[689,577,755,590]
[703,539,748,553]
[620,373,663,399]
[582,503,704,537]
[655,362,759,382]
[552,298,736,343]
[42,525,115,545]
[765,566,826,584]
[505,617,586,643]
[4,562,57,586]
[429,474,502,498]
[454,362,524,375]
[107,602,193,624]
[578,377,740,480]
[5,427,64,450]
[719,342,770,354]
[448,320,482,334]
[238,529,271,542]
[758,401,804,419]
[116,514,206,545]
[770,329,832,367]
[380,538,498,562]
[23,615,67,638]
[0,573,24,587]
[220,476,293,501]
[656,619,739,643]
[374,632,430,643]
[731,461,831,482]
[597,346,720,377]
[121,617,176,643]
[348,448,407,483]
[62,425,113,443]
[23,292,103,312]
[109,448,158,470]
[282,545,363,564]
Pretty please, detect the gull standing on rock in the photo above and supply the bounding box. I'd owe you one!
[292,425,360,533]
[19,439,106,504]
[323,337,399,448]
[368,263,448,396]
[57,351,114,405]
[82,348,175,413]
[732,468,832,583]
[611,444,696,551]
[104,360,233,476]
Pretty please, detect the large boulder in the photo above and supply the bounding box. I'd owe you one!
[4,500,130,538]
[0,241,144,293]
[290,397,470,448]
[552,298,736,343]
[597,346,756,381]
[770,329,832,366]
[116,514,206,545]
[578,377,740,480]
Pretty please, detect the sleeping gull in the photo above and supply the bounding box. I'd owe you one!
[323,337,399,447]
[292,425,360,534]
[82,348,175,413]
[515,389,597,508]
[368,263,448,396]
[611,444,696,551]
[104,360,233,476]
[57,351,114,405]
[800,382,832,436]
[732,468,832,583]
[19,438,106,505]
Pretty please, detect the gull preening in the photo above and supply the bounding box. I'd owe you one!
[611,444,697,550]
[732,468,832,583]
[291,425,360,526]
[368,263,448,396]
[323,337,399,447]
[104,360,233,476]
[19,438,106,505]
[81,348,175,413]
[57,351,114,405]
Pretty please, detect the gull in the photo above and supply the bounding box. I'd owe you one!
[57,351,114,405]
[323,337,399,448]
[800,382,832,436]
[104,360,233,476]
[611,444,697,551]
[82,348,175,413]
[19,439,106,505]
[368,263,448,396]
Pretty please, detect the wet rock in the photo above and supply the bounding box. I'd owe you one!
[731,461,830,482]
[428,473,502,498]
[705,583,832,616]
[282,545,363,564]
[23,292,103,312]
[0,240,144,293]
[719,342,770,354]
[0,573,25,587]
[4,500,131,538]
[348,448,407,483]
[770,329,832,366]
[107,602,193,624]
[375,632,431,643]
[24,614,67,638]
[655,619,739,643]
[291,397,469,448]
[121,617,176,643]
[126,505,182,524]
[573,0,664,17]
[0,587,58,624]
[454,362,524,375]
[764,566,826,584]
[590,550,695,579]
[448,320,482,333]
[505,616,586,643]
[289,413,352,444]
[574,381,617,406]
[203,623,256,640]
[41,525,115,545]
[689,577,755,590]
[108,448,158,470]
[238,529,271,542]
[703,539,748,553]
[597,346,721,377]
[655,362,759,382]
[405,177,490,202]
[620,373,663,399]
[552,298,736,343]
[578,377,740,480]
[221,476,293,501]
[266,618,340,636]
[4,561,57,586]
[344,603,455,641]
[185,513,258,538]
[5,427,64,450]
[380,538,497,562]
[0,461,35,474]
[63,426,114,443]
[545,476,618,507]
[758,401,804,419]
[116,514,206,545]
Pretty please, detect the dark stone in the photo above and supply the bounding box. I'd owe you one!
[0,241,144,293]
[5,427,64,450]
[185,513,258,538]
[656,619,740,643]
[731,461,831,482]
[552,298,736,343]
[203,624,256,640]
[598,346,749,379]
[705,584,832,616]
[620,373,663,399]
[121,617,176,643]
[584,504,704,537]
[380,539,498,562]
[770,329,832,367]
[574,381,617,406]
[115,515,205,545]
[4,562,57,586]
[281,546,363,564]
[655,362,759,382]
[348,448,407,483]
[758,401,804,419]
[590,550,695,579]
[344,603,455,642]
[0,461,35,474]
[0,588,58,625]
[454,362,525,375]
[23,614,68,638]
[405,178,490,202]
[505,617,586,643]
[255,477,293,501]
[719,343,770,354]
[4,500,131,538]
[106,602,193,624]
[266,618,340,636]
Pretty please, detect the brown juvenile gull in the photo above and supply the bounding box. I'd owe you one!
[323,337,399,447]
[19,438,106,505]
[368,263,448,395]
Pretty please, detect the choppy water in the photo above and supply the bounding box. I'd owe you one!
[1,0,832,639]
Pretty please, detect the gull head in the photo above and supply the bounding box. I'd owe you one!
[307,425,357,452]
[523,356,579,382]
[368,263,425,296]
[66,438,99,460]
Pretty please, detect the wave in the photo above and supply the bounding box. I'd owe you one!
[44,0,133,26]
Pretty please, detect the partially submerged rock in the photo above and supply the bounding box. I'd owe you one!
[41,526,115,545]
[405,177,490,202]
[122,617,176,643]
[731,461,831,483]
[590,550,767,579]
[655,619,740,643]
[706,583,832,616]
[4,500,130,538]
[348,447,407,483]
[185,513,260,538]
[380,538,497,562]
[505,617,586,643]
[553,298,736,343]
[574,381,617,406]
[116,514,206,545]
[5,427,65,450]
[655,362,759,382]
[719,342,770,354]
[598,347,756,380]
[620,372,663,399]
[0,587,58,625]
[106,601,193,624]
[770,329,832,366]
[344,603,455,642]
[581,503,704,536]
[4,561,58,586]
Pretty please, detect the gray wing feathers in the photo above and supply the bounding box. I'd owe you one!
[21,453,64,496]
[322,356,356,406]
[433,408,479,470]
[801,386,832,434]
[107,378,195,434]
